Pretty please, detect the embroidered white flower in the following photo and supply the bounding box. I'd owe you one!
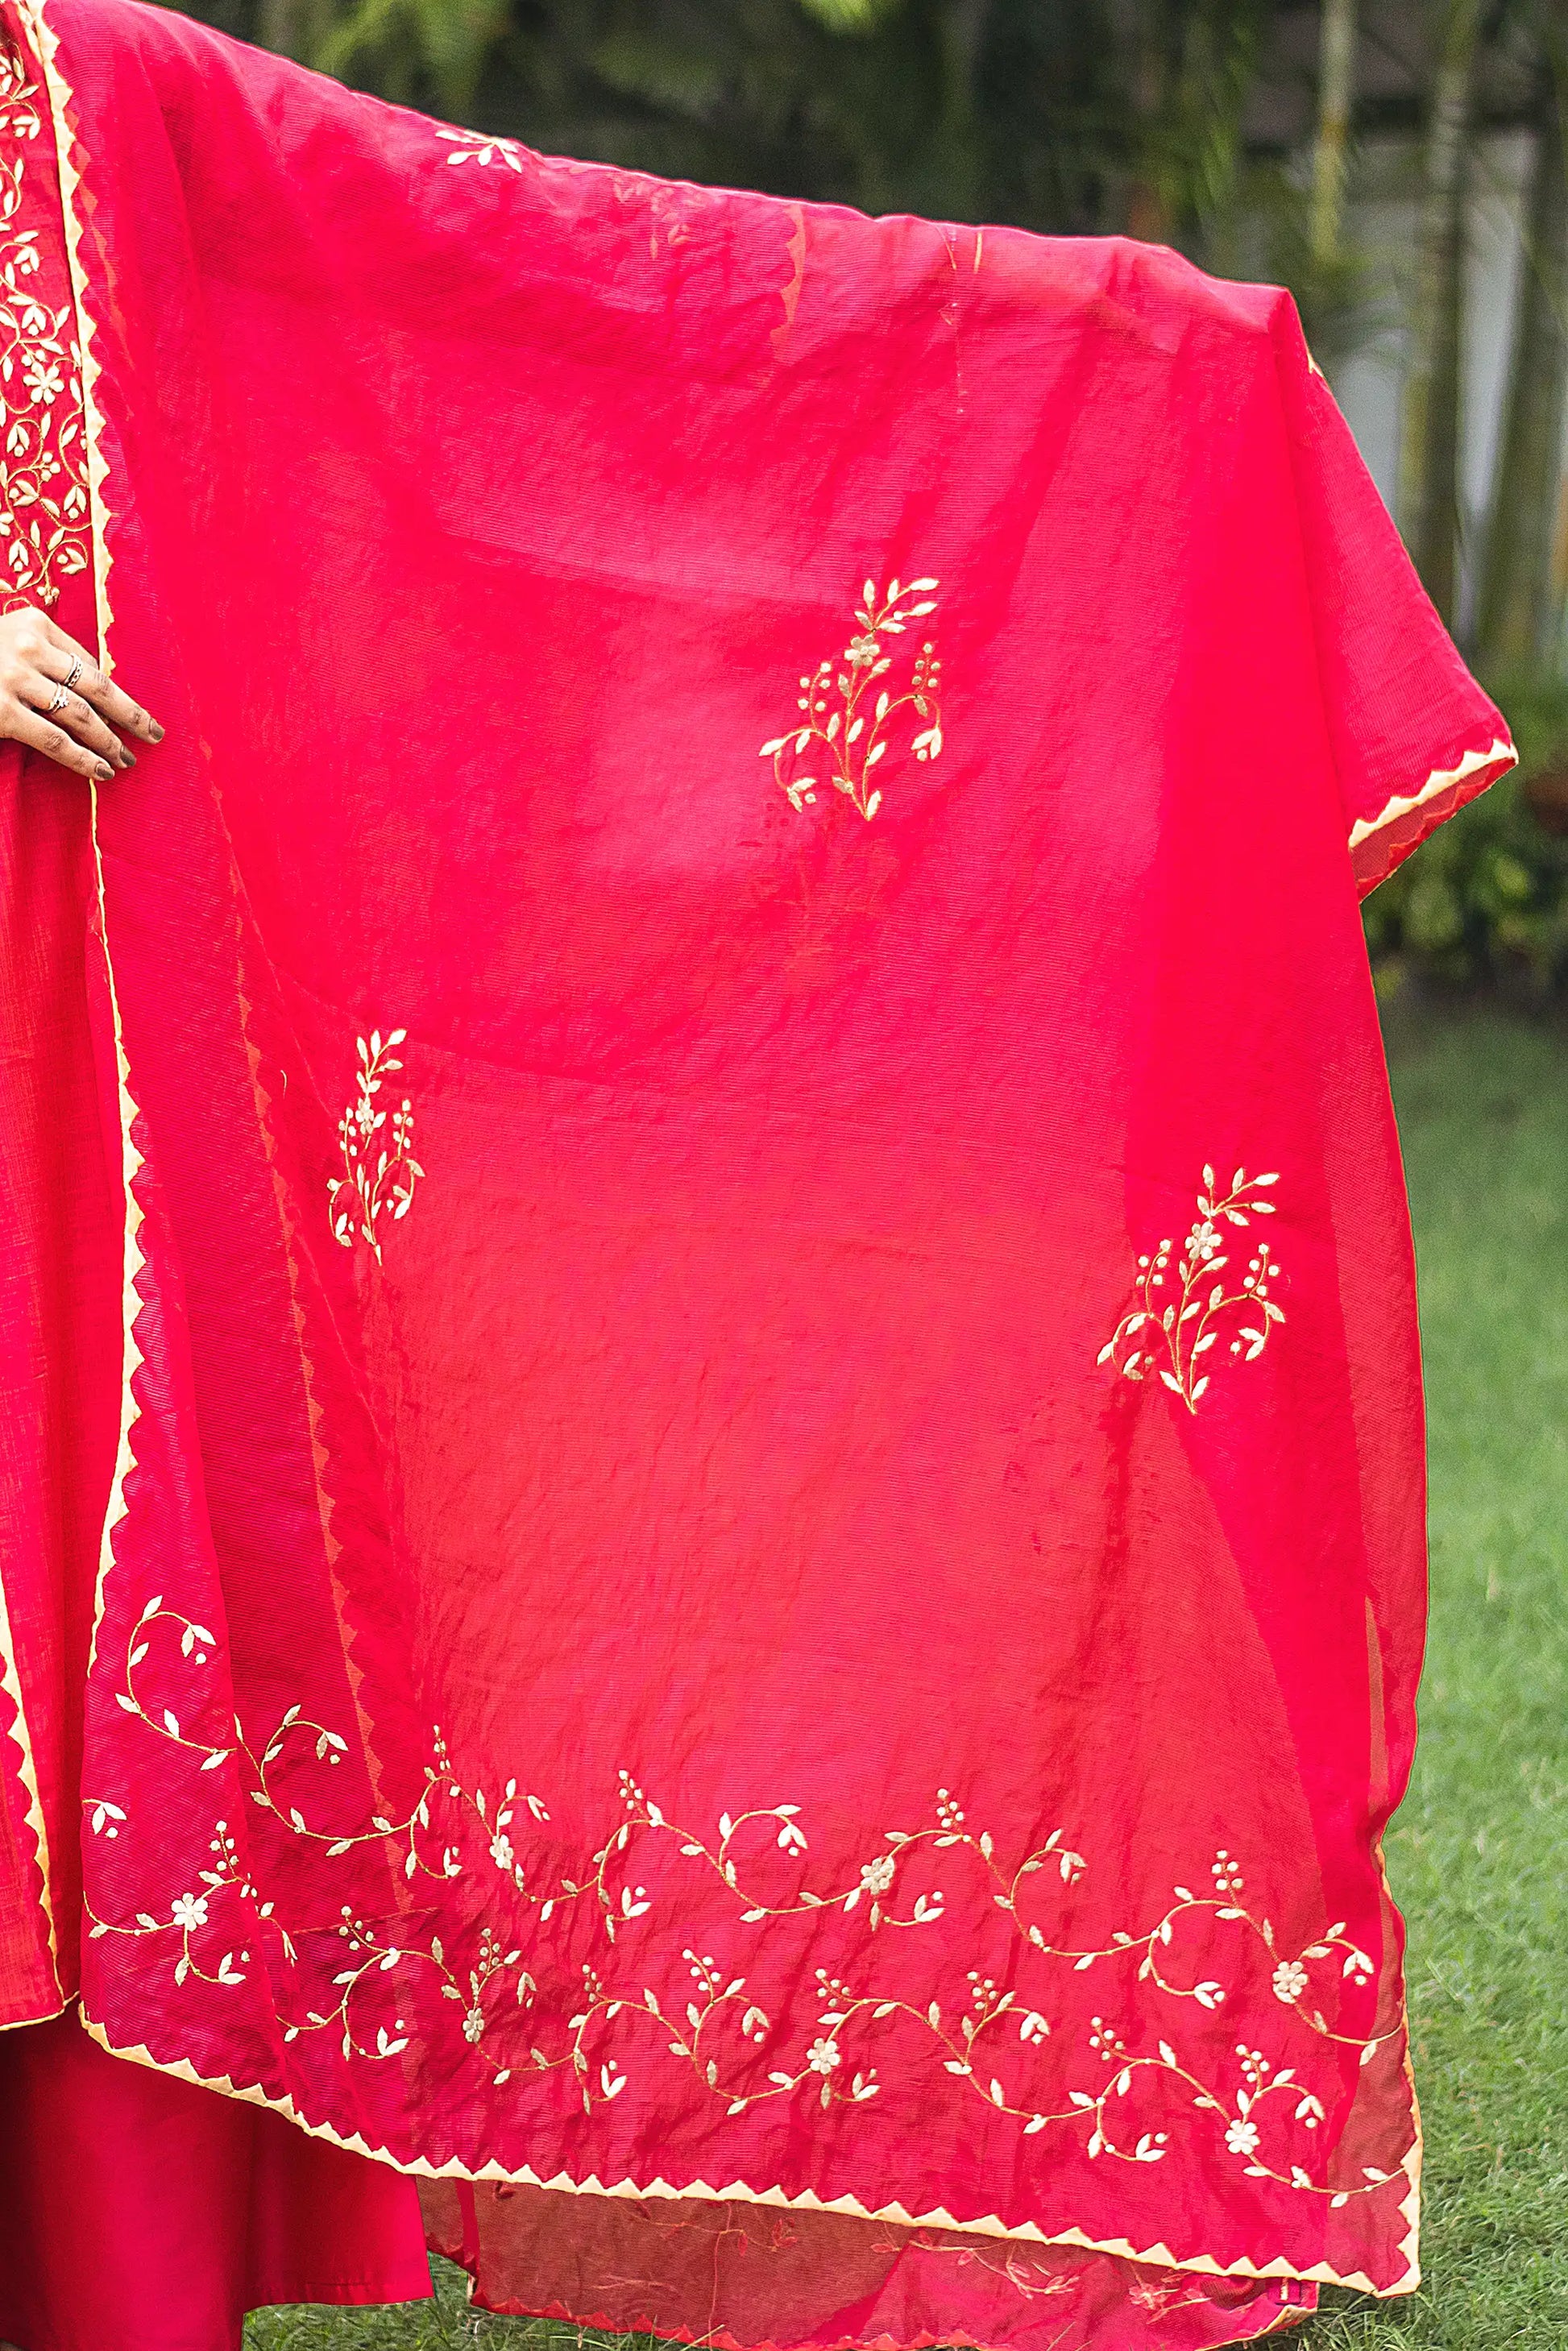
[21,354,60,405]
[488,1833,515,1872]
[858,1856,896,1897]
[806,2037,841,2075]
[1224,2117,1260,2156]
[1272,1959,1309,2004]
[462,2005,486,2044]
[170,1892,209,1931]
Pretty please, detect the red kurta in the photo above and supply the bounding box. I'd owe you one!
[0,1,1512,2344]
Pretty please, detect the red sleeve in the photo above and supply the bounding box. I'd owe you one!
[1273,302,1516,898]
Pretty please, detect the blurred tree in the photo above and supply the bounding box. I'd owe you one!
[1399,0,1486,624]
[1116,0,1267,250]
[196,0,1290,256]
[175,0,1566,692]
[1309,0,1355,267]
[1477,24,1568,669]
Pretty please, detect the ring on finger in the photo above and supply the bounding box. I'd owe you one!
[46,683,70,714]
[62,656,83,690]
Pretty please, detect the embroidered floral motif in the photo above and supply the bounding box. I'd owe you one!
[1098,1167,1283,1411]
[85,1598,1396,2199]
[762,578,944,820]
[0,39,89,611]
[436,127,525,171]
[328,1028,425,1263]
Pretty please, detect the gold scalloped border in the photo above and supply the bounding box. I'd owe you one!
[1348,734,1516,851]
[27,0,1421,2301]
[13,0,142,1706]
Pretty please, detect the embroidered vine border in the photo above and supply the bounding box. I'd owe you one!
[84,1595,1401,2209]
[0,33,89,612]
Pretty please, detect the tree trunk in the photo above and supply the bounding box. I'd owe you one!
[1476,55,1568,670]
[257,0,336,63]
[1125,0,1175,241]
[1399,0,1484,624]
[1310,0,1358,267]
[256,0,301,54]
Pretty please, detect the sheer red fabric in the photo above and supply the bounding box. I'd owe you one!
[0,1,1512,2344]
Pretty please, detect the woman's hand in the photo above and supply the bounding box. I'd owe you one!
[0,604,163,781]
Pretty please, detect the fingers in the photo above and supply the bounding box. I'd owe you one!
[6,701,117,784]
[38,621,164,745]
[19,670,137,771]
[0,607,165,779]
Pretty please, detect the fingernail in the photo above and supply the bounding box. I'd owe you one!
[119,748,136,767]
[95,761,113,782]
[148,720,165,742]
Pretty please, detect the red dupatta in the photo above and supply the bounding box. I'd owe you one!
[0,2,1513,2342]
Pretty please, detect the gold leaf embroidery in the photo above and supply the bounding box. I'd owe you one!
[0,39,90,611]
[1099,1167,1284,1411]
[328,1028,425,1263]
[436,127,525,171]
[762,577,944,820]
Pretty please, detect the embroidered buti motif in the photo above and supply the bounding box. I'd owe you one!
[762,578,944,819]
[0,38,90,612]
[1099,1168,1283,1410]
[328,1029,424,1263]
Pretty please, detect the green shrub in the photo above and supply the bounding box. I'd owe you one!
[1363,672,1568,993]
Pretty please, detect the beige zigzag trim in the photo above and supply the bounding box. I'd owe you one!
[79,2009,1418,2297]
[1348,735,1516,851]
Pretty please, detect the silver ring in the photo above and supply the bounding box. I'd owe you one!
[62,656,83,690]
[46,683,69,714]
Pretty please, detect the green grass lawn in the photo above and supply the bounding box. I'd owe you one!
[249,1007,1568,2351]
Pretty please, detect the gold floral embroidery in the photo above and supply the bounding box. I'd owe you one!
[0,39,89,611]
[328,1028,425,1263]
[85,1600,1397,2204]
[436,127,525,172]
[1099,1167,1283,1411]
[762,578,944,819]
